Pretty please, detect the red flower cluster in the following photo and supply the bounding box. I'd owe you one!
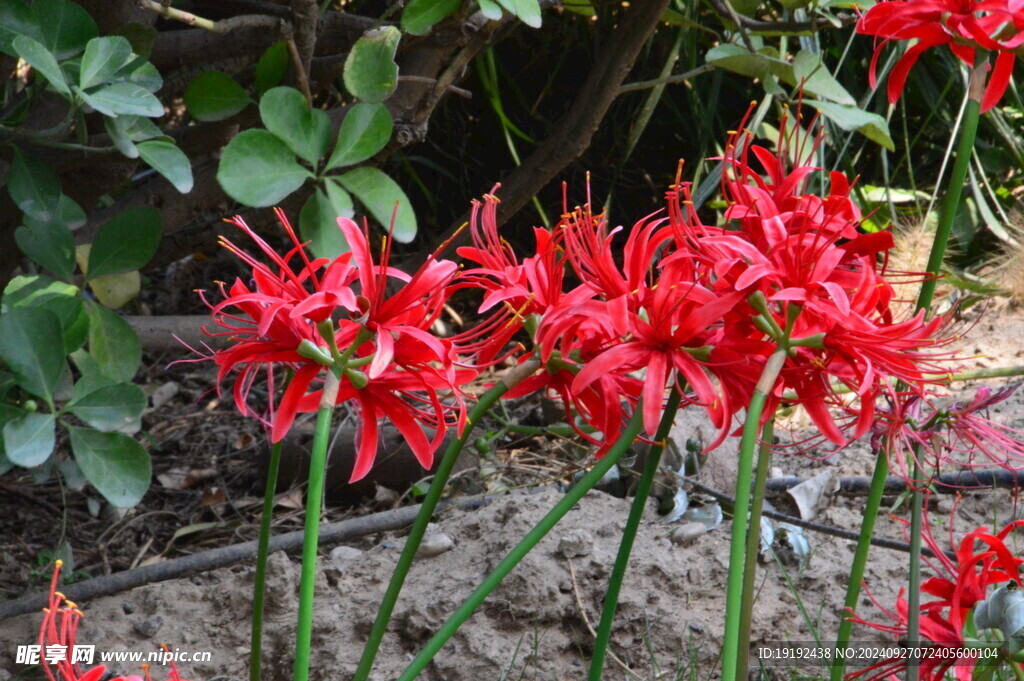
[459,111,954,459]
[32,562,187,681]
[201,210,473,481]
[848,511,1024,681]
[857,0,1024,112]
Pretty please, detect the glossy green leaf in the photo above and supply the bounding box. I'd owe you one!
[259,86,332,164]
[0,308,64,404]
[255,41,289,95]
[67,382,145,433]
[495,0,542,27]
[4,275,87,354]
[402,0,460,35]
[67,425,151,507]
[86,302,141,383]
[803,98,895,151]
[117,57,162,92]
[217,129,312,207]
[185,71,252,122]
[34,0,97,59]
[0,0,42,55]
[327,103,392,170]
[79,36,134,89]
[76,82,164,117]
[299,186,353,260]
[87,207,162,280]
[137,140,194,193]
[12,35,68,94]
[3,412,55,467]
[336,166,417,242]
[343,27,401,103]
[15,220,76,279]
[8,148,61,222]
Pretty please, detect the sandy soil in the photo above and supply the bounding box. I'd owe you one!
[2,309,1024,681]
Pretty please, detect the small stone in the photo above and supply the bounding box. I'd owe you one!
[670,522,706,547]
[133,615,163,639]
[121,602,134,615]
[330,545,364,571]
[557,529,594,559]
[417,530,453,558]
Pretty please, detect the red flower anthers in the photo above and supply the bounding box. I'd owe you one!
[200,210,475,481]
[856,0,1024,112]
[33,561,188,681]
[847,510,1024,681]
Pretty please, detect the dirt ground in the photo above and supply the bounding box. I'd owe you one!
[2,298,1024,680]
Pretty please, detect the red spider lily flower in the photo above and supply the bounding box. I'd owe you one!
[456,187,592,364]
[200,211,476,481]
[848,511,1024,681]
[856,0,1024,112]
[34,562,190,681]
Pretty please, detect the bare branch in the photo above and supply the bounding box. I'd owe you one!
[290,0,319,77]
[707,0,857,33]
[137,0,281,34]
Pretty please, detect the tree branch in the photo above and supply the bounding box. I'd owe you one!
[707,0,856,33]
[290,0,319,79]
[406,0,673,269]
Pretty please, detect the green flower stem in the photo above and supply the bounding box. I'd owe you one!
[829,453,890,681]
[352,358,542,681]
[736,418,775,681]
[831,59,985,681]
[907,457,925,681]
[918,66,983,312]
[396,406,647,681]
[589,389,683,681]
[721,349,787,681]
[250,439,282,681]
[293,370,340,681]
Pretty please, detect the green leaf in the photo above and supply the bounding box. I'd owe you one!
[259,86,332,164]
[137,140,193,193]
[217,129,312,207]
[117,57,162,92]
[327,102,392,170]
[255,41,289,95]
[478,0,503,19]
[79,36,134,89]
[803,98,895,151]
[33,0,97,59]
[76,82,164,117]
[336,166,417,242]
[299,186,353,259]
[86,302,141,383]
[0,0,42,56]
[87,207,162,280]
[67,382,146,433]
[3,412,55,467]
[12,35,68,94]
[104,115,139,159]
[67,426,150,507]
[495,0,542,27]
[15,220,76,279]
[3,275,87,354]
[343,27,401,103]
[8,148,61,221]
[184,71,252,122]
[791,51,855,107]
[0,308,64,404]
[402,0,460,35]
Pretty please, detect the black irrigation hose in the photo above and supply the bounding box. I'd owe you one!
[0,495,489,622]
[763,468,1024,498]
[684,480,952,559]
